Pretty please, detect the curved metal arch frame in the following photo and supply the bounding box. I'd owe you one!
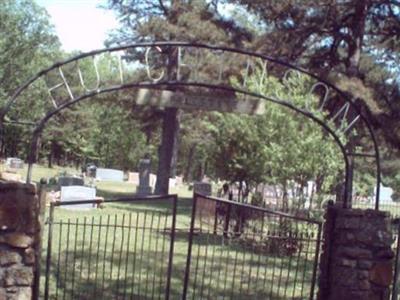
[0,41,381,209]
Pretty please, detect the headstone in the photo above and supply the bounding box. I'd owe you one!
[128,172,140,185]
[86,163,97,177]
[149,173,157,188]
[175,176,183,186]
[60,186,96,210]
[193,182,212,196]
[169,178,176,189]
[136,159,152,196]
[96,168,124,182]
[58,176,84,189]
[375,185,393,204]
[5,158,24,170]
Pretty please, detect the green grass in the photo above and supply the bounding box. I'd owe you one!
[13,163,79,183]
[12,163,193,198]
[41,202,318,299]
[25,164,318,299]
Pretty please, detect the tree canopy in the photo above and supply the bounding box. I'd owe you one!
[1,0,398,201]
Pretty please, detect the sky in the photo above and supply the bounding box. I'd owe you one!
[35,0,119,52]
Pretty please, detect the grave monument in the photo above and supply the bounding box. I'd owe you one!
[136,157,152,196]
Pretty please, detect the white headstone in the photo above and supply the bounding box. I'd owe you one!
[375,185,393,204]
[175,176,183,186]
[149,173,157,188]
[5,157,24,169]
[128,172,140,185]
[60,186,96,210]
[96,168,124,182]
[169,178,176,189]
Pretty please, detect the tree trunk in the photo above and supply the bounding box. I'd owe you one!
[184,144,196,182]
[346,0,368,77]
[0,124,4,158]
[48,140,56,168]
[341,1,368,207]
[170,109,182,178]
[155,107,181,194]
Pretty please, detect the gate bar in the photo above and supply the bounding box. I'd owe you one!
[310,222,323,300]
[182,194,199,299]
[392,223,400,300]
[165,195,177,300]
[44,203,55,300]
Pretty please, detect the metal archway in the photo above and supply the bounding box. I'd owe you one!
[0,41,381,209]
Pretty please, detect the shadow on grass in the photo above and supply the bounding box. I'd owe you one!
[42,198,316,299]
[42,233,315,299]
[43,244,313,300]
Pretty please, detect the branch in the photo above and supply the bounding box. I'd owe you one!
[158,0,168,16]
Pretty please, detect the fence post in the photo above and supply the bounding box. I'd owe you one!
[0,181,40,300]
[32,179,48,300]
[318,204,394,300]
[223,204,231,238]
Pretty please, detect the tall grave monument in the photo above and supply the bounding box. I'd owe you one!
[136,157,152,196]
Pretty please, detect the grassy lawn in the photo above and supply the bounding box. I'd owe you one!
[41,199,318,299]
[11,164,79,183]
[12,163,193,198]
[16,164,318,299]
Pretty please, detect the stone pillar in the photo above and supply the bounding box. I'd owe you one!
[136,158,152,196]
[318,203,394,300]
[0,181,39,300]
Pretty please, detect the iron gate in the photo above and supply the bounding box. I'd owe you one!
[42,193,322,299]
[392,220,400,300]
[43,195,177,300]
[182,193,322,300]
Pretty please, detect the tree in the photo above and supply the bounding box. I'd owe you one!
[105,0,253,194]
[222,0,400,200]
[37,52,153,171]
[0,0,60,158]
[210,68,343,206]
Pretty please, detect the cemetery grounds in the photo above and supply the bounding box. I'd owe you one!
[17,165,357,299]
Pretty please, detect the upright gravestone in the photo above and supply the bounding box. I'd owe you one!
[5,157,24,170]
[60,186,96,210]
[193,181,212,196]
[149,173,157,188]
[128,172,140,185]
[58,176,84,190]
[169,177,176,189]
[96,168,124,182]
[136,158,152,196]
[375,184,394,204]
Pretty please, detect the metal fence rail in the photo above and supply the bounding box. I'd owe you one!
[182,193,322,300]
[43,195,177,300]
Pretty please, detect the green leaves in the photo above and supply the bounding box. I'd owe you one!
[210,68,343,194]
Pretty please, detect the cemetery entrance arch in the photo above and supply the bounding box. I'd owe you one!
[0,42,383,299]
[0,41,382,209]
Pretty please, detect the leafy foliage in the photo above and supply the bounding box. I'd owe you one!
[209,68,343,199]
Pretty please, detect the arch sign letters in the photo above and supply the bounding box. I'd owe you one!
[0,42,381,208]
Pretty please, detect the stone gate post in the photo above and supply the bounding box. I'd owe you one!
[318,202,394,300]
[0,181,42,300]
